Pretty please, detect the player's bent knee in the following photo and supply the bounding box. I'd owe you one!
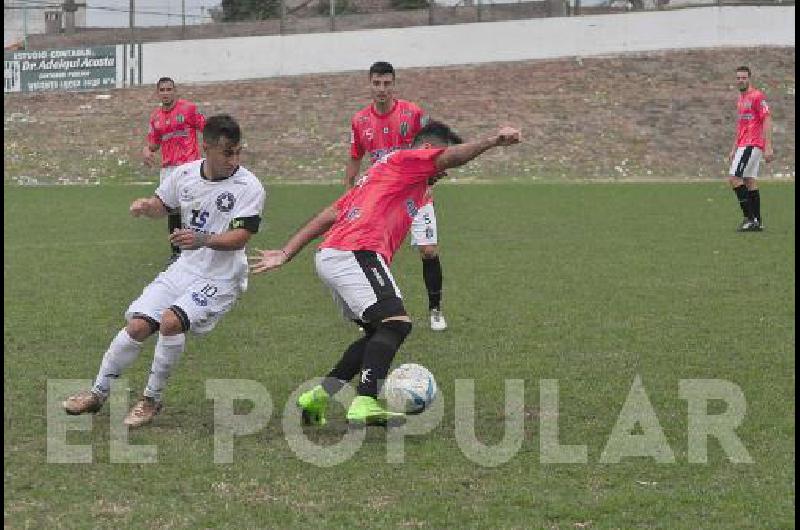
[160,305,190,335]
[377,319,413,343]
[363,297,407,324]
[419,246,439,259]
[127,315,157,341]
[353,319,379,337]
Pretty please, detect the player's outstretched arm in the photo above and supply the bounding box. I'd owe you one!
[249,205,338,274]
[130,196,169,218]
[435,126,521,171]
[142,144,159,167]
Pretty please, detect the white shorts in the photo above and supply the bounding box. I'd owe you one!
[729,146,763,179]
[315,248,404,323]
[125,264,242,335]
[409,202,438,247]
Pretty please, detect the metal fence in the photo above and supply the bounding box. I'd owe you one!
[7,0,794,50]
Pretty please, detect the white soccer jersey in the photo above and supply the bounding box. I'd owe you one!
[156,159,266,281]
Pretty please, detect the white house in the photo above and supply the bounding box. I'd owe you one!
[4,0,87,47]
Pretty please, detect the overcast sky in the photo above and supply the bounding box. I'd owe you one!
[86,0,221,27]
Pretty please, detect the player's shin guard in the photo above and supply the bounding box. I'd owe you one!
[748,189,762,222]
[422,256,443,310]
[733,185,751,219]
[356,320,412,398]
[92,329,144,397]
[144,333,185,401]
[168,211,182,254]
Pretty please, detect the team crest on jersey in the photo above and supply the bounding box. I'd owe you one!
[370,148,392,163]
[177,113,185,124]
[382,127,389,134]
[345,207,361,221]
[180,187,193,202]
[400,121,409,137]
[216,192,235,212]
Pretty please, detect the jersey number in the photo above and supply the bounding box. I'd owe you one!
[190,209,210,229]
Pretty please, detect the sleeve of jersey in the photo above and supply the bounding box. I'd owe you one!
[415,105,429,132]
[349,120,364,159]
[155,173,178,210]
[229,185,266,233]
[191,105,207,132]
[333,191,353,213]
[146,115,160,145]
[758,95,770,118]
[393,148,444,183]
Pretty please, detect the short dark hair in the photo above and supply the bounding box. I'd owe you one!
[736,66,752,77]
[156,76,175,88]
[369,61,395,78]
[203,114,241,145]
[412,120,463,147]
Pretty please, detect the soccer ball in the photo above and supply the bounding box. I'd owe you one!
[383,363,438,414]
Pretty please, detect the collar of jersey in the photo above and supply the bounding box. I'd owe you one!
[370,99,398,118]
[160,100,180,113]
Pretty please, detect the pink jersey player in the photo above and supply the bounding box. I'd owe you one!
[147,98,205,168]
[350,99,427,164]
[727,66,773,233]
[143,77,207,260]
[735,88,770,150]
[322,148,444,265]
[249,122,521,424]
[345,62,446,329]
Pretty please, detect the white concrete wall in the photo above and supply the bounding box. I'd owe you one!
[142,6,794,84]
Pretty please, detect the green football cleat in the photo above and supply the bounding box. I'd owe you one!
[297,385,329,426]
[346,395,406,428]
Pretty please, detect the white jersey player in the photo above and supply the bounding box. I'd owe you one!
[63,115,266,428]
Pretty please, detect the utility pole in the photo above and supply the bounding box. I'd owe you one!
[63,0,78,34]
[181,0,186,36]
[22,4,28,49]
[130,0,135,32]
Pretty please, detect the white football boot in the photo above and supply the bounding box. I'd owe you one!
[430,308,447,331]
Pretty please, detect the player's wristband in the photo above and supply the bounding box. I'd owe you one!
[195,233,210,249]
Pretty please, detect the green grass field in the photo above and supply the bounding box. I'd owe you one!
[4,182,795,529]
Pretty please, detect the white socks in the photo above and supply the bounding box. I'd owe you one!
[92,329,143,397]
[144,333,186,402]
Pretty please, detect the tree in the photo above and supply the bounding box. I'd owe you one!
[221,0,282,21]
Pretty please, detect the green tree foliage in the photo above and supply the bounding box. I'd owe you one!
[221,0,282,20]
